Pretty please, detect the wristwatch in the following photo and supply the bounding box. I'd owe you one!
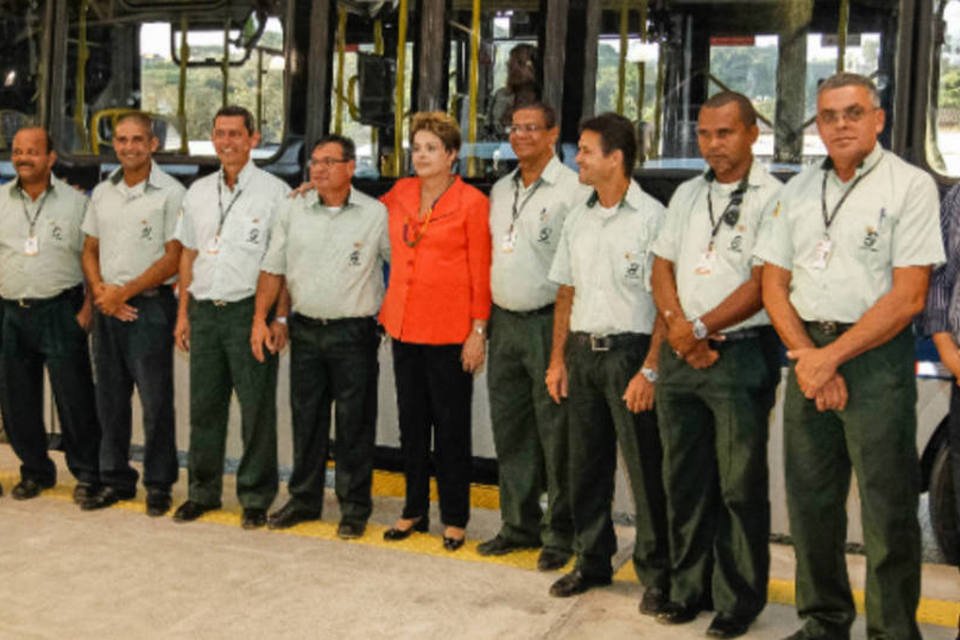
[275,316,288,325]
[692,317,708,340]
[640,367,658,383]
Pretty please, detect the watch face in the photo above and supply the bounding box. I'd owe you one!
[693,320,708,340]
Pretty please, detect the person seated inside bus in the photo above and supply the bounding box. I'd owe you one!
[483,44,540,141]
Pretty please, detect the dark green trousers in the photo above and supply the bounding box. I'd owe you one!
[487,305,573,552]
[656,327,780,617]
[286,314,379,524]
[187,297,278,510]
[565,333,669,587]
[785,326,920,640]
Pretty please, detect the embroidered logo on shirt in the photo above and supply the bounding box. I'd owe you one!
[861,226,879,251]
[624,251,641,280]
[247,228,260,244]
[141,220,153,241]
[50,225,63,241]
[728,235,743,253]
[349,241,363,266]
[537,227,552,244]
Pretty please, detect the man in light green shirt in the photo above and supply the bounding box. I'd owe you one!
[0,127,100,503]
[80,112,184,516]
[650,92,782,637]
[251,134,388,539]
[756,73,943,640]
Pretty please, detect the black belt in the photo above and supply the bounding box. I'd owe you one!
[805,320,854,336]
[570,331,645,352]
[131,284,173,301]
[709,327,760,345]
[494,304,554,318]
[7,284,83,309]
[293,314,375,327]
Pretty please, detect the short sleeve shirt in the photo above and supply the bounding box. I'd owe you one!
[754,145,944,323]
[652,162,782,330]
[261,186,389,319]
[82,162,185,286]
[549,180,665,335]
[175,160,289,302]
[0,176,87,299]
[489,156,591,311]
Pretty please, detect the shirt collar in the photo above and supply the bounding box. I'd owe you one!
[820,143,884,179]
[586,179,644,213]
[315,186,354,211]
[702,160,763,189]
[108,160,162,190]
[220,159,256,192]
[510,154,562,188]
[11,175,55,200]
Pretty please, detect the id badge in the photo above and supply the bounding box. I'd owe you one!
[812,237,833,270]
[23,236,38,256]
[501,228,517,253]
[694,249,716,275]
[206,234,222,255]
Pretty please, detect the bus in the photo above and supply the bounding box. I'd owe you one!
[0,0,956,562]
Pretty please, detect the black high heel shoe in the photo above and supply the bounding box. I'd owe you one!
[442,535,465,551]
[383,516,429,541]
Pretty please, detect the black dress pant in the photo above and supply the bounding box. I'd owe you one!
[391,340,473,528]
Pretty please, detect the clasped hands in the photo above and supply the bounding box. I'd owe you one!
[787,346,848,412]
[666,317,719,370]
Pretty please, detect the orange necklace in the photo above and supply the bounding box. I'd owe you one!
[403,176,456,247]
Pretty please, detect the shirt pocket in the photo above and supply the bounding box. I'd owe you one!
[133,195,167,245]
[844,206,894,269]
[618,241,648,287]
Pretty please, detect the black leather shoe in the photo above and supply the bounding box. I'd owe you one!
[12,478,53,500]
[656,601,701,624]
[267,501,321,530]
[337,520,366,539]
[638,586,668,615]
[173,500,218,522]
[81,486,136,511]
[241,508,267,529]
[72,482,99,504]
[442,535,465,551]
[145,490,172,517]
[536,547,572,571]
[476,534,539,556]
[548,570,612,598]
[383,516,429,541]
[706,613,755,639]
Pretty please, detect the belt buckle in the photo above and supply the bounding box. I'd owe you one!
[820,321,838,335]
[589,334,611,352]
[213,300,228,307]
[18,299,30,308]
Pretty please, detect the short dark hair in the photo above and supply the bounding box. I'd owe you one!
[214,105,256,134]
[512,102,557,129]
[702,91,757,128]
[817,72,881,108]
[312,134,356,161]
[115,110,155,137]
[579,112,637,177]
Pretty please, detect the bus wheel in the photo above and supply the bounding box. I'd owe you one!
[930,442,959,565]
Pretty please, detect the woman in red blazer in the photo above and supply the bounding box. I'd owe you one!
[379,112,491,550]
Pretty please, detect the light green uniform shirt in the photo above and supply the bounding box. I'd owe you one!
[175,160,289,302]
[82,161,185,286]
[754,145,944,323]
[651,162,781,331]
[261,187,390,319]
[548,180,665,335]
[489,156,591,311]
[0,175,86,299]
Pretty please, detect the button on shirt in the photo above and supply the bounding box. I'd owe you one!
[651,162,781,331]
[489,156,591,311]
[0,176,86,299]
[82,162,185,286]
[548,180,665,335]
[754,145,944,323]
[261,187,390,319]
[175,160,289,302]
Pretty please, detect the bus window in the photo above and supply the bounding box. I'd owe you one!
[0,0,48,154]
[57,2,289,159]
[932,0,960,177]
[595,36,659,162]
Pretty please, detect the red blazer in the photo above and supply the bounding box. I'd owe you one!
[379,176,491,345]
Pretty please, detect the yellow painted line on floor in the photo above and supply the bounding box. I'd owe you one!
[614,562,960,628]
[4,471,955,628]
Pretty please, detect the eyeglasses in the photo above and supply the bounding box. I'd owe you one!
[817,105,874,126]
[507,124,547,135]
[309,157,350,168]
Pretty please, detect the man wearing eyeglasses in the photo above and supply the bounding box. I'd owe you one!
[171,105,290,529]
[251,135,388,539]
[756,73,942,640]
[649,92,782,637]
[477,104,589,569]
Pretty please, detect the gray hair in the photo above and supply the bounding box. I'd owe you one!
[817,72,881,108]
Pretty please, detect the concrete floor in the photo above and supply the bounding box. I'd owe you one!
[0,446,957,640]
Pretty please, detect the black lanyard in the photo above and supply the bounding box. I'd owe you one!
[19,186,50,237]
[216,172,244,236]
[509,172,543,227]
[820,159,880,238]
[705,175,749,250]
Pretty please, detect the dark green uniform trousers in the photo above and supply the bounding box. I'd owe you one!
[286,314,379,524]
[187,297,278,510]
[785,326,920,640]
[655,327,780,617]
[565,332,670,587]
[487,304,573,552]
